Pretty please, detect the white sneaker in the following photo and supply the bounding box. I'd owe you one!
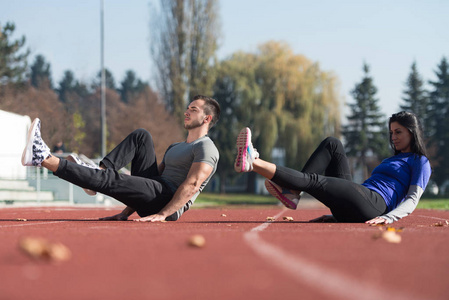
[21,118,51,167]
[66,153,100,196]
[264,179,301,210]
[234,127,259,172]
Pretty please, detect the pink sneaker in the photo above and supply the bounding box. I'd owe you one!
[265,179,301,210]
[234,127,259,172]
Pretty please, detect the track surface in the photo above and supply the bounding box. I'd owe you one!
[1,205,448,300]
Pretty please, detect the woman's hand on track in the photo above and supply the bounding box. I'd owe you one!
[365,216,389,225]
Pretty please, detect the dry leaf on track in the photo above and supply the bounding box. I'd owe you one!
[432,220,449,227]
[372,230,402,244]
[283,216,294,221]
[266,217,276,222]
[188,234,206,248]
[19,237,71,262]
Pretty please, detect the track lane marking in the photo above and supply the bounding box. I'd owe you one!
[0,221,66,228]
[243,209,422,300]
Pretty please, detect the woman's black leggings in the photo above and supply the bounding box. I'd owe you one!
[271,137,387,222]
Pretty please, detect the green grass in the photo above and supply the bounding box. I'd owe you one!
[196,193,277,206]
[417,199,449,210]
[197,193,449,210]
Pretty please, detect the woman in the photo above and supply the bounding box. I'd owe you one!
[234,111,431,224]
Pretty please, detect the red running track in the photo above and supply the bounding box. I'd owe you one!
[0,205,448,300]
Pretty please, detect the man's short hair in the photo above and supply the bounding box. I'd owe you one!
[193,95,220,129]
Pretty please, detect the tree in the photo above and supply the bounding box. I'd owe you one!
[117,70,146,103]
[400,61,428,124]
[150,0,220,122]
[93,68,116,90]
[30,54,53,89]
[343,63,389,180]
[0,22,29,85]
[211,41,341,192]
[427,57,449,190]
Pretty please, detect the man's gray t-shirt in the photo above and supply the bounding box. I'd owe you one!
[160,135,219,220]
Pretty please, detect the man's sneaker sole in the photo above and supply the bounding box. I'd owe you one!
[235,127,251,172]
[21,118,41,166]
[265,179,298,210]
[66,154,97,196]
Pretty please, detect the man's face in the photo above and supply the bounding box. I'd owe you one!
[184,99,208,130]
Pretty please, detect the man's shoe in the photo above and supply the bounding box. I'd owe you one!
[21,118,51,167]
[264,179,301,210]
[66,153,100,196]
[234,127,259,172]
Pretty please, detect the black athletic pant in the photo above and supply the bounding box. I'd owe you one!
[271,137,387,222]
[54,129,175,218]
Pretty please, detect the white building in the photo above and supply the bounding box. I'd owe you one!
[0,110,31,179]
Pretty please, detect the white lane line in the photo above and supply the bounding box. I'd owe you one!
[243,209,422,300]
[415,214,448,221]
[0,221,66,228]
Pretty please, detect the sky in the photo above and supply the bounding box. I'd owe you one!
[1,0,448,119]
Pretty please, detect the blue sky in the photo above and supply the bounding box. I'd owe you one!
[1,0,448,119]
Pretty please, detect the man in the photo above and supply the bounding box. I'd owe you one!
[22,95,220,222]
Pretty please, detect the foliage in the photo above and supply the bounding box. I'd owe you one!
[343,63,389,180]
[0,22,29,85]
[117,70,146,103]
[427,57,449,187]
[93,68,116,90]
[30,54,53,89]
[400,61,428,123]
[150,0,220,122]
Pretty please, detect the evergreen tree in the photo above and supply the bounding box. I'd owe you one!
[93,68,116,90]
[56,70,77,103]
[343,63,389,180]
[427,57,449,190]
[0,22,29,85]
[30,54,53,89]
[117,70,145,103]
[400,61,428,124]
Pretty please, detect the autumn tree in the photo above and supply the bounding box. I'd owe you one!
[150,0,220,122]
[0,22,29,86]
[343,63,389,180]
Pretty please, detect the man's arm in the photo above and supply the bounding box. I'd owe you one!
[99,206,135,221]
[135,162,213,222]
[158,162,165,175]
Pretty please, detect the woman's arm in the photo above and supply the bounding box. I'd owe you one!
[366,185,423,224]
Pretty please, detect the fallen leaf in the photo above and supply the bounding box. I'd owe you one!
[266,217,276,222]
[19,237,71,262]
[16,218,27,222]
[432,221,449,227]
[283,216,294,221]
[382,231,402,243]
[386,226,404,232]
[188,234,206,248]
[221,214,227,217]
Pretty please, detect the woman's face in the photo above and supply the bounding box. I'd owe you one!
[390,121,413,153]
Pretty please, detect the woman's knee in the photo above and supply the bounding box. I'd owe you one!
[322,137,345,151]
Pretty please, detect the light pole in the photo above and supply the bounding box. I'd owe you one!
[100,0,106,158]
